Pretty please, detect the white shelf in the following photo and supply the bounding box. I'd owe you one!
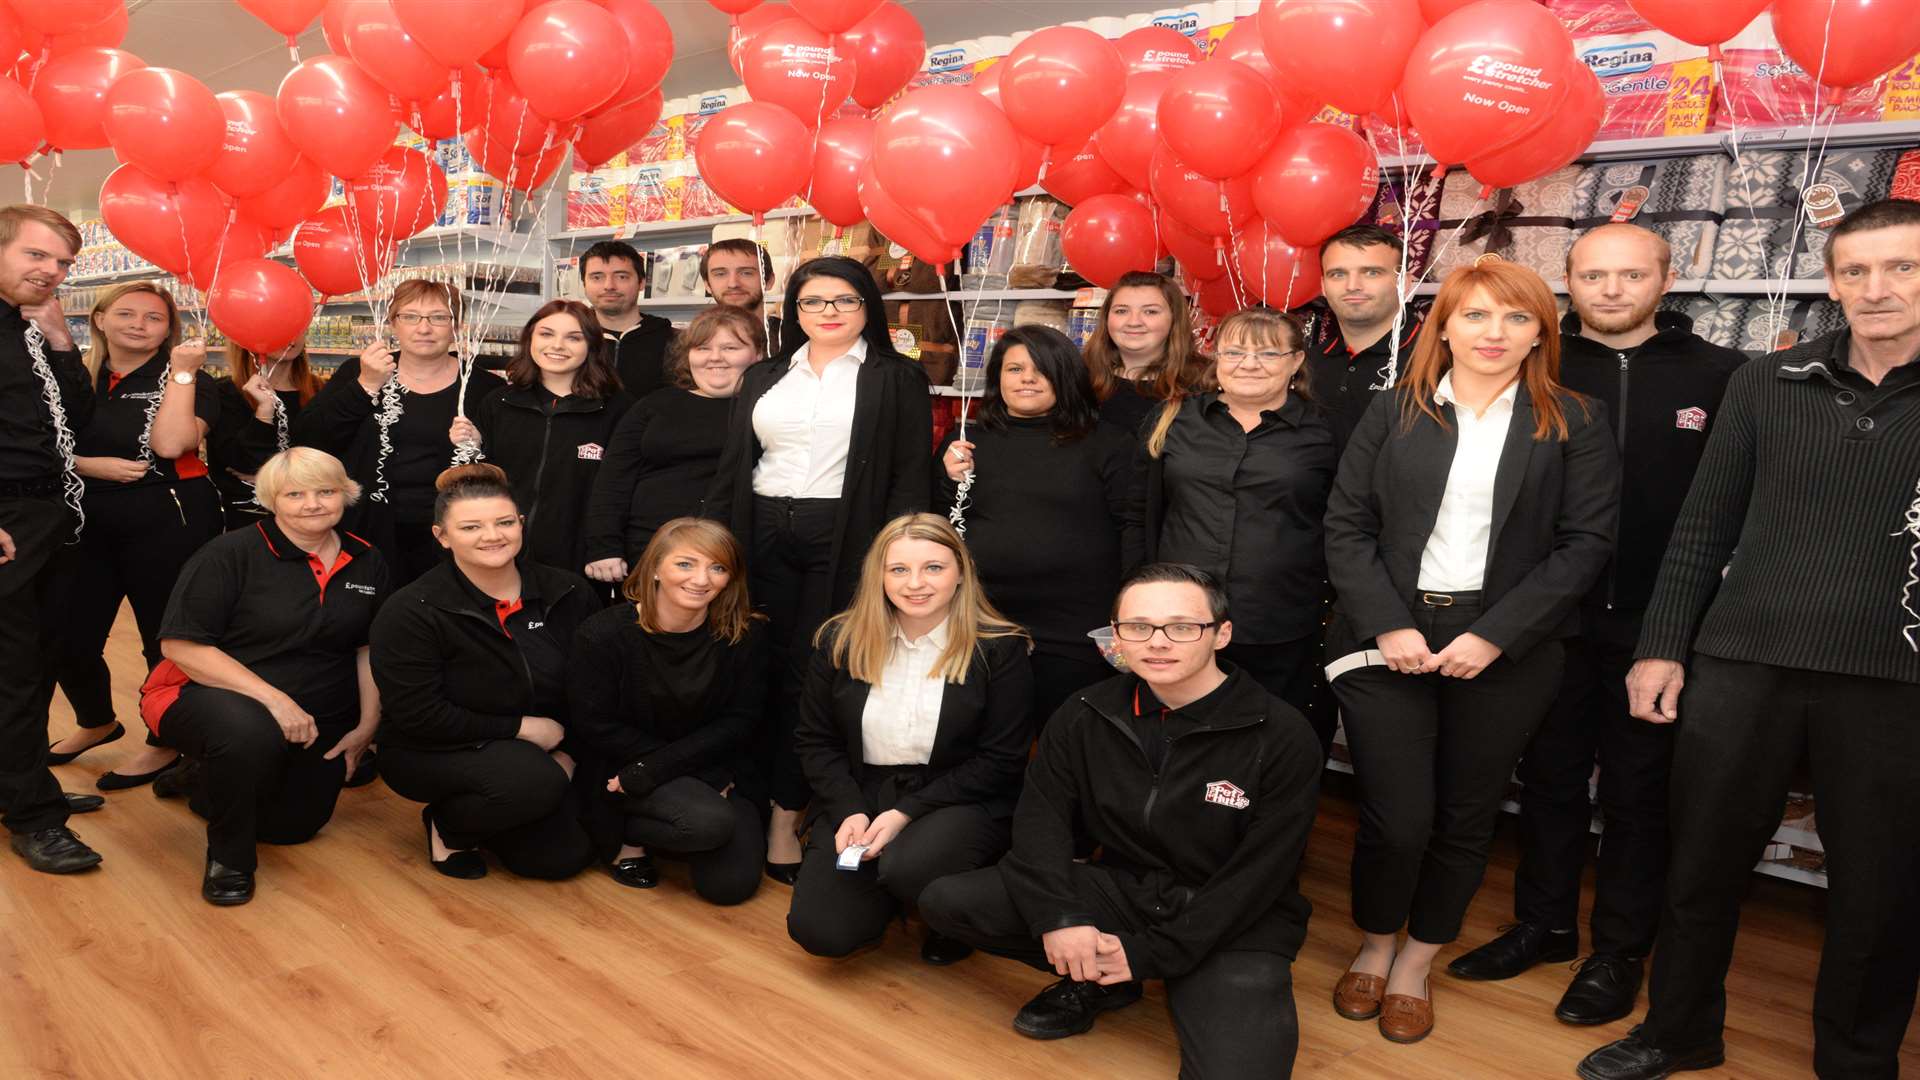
[552,186,1053,244]
[1411,279,1835,298]
[64,265,167,286]
[1376,119,1920,171]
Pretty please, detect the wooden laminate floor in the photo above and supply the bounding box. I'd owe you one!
[5,609,1915,1079]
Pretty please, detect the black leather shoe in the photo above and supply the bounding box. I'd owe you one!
[63,792,105,813]
[423,807,486,880]
[921,932,974,966]
[765,860,801,886]
[97,756,182,792]
[1446,921,1577,981]
[151,757,201,800]
[1557,954,1645,1025]
[46,722,124,766]
[202,858,255,906]
[9,827,103,874]
[1577,1027,1724,1080]
[1013,978,1143,1040]
[610,854,658,888]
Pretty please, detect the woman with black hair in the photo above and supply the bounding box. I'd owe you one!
[705,255,932,883]
[451,300,634,575]
[938,326,1137,725]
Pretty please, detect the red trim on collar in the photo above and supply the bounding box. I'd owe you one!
[494,597,524,636]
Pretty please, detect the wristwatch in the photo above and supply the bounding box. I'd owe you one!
[172,371,194,386]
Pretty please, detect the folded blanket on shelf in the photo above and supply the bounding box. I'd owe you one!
[1363,163,1447,280]
[1665,295,1749,350]
[1790,149,1899,278]
[1738,297,1849,353]
[1422,170,1495,282]
[1574,158,1729,280]
[1708,150,1800,281]
[1490,165,1586,284]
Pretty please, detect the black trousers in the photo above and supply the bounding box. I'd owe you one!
[380,740,593,880]
[787,803,1009,958]
[750,495,839,812]
[1642,656,1920,1078]
[1333,598,1564,943]
[1513,608,1673,956]
[1029,647,1113,731]
[40,479,222,730]
[619,775,765,905]
[0,496,74,834]
[922,863,1299,1080]
[1221,634,1335,757]
[154,685,350,872]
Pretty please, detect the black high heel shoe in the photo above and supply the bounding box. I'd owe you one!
[47,722,123,766]
[764,860,801,886]
[423,806,486,879]
[610,854,658,888]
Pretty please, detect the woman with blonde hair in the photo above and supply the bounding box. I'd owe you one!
[139,447,387,904]
[787,513,1032,965]
[210,342,323,529]
[570,517,769,903]
[1083,270,1202,435]
[1323,258,1618,1043]
[43,281,224,789]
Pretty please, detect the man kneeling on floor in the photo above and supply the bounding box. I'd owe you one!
[921,563,1322,1078]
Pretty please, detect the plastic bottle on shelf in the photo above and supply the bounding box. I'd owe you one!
[960,205,1016,290]
[958,306,1015,392]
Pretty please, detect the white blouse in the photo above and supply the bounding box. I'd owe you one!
[860,618,950,766]
[1417,373,1518,593]
[751,336,867,499]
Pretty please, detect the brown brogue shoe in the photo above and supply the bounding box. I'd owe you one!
[1333,970,1387,1021]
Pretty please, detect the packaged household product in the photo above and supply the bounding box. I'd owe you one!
[1007,197,1067,288]
[1149,5,1208,38]
[1011,299,1071,333]
[919,39,985,87]
[1714,17,1891,126]
[958,306,1015,391]
[960,205,1017,289]
[1571,155,1730,280]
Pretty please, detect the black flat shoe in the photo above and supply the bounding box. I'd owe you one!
[202,858,255,906]
[96,756,182,792]
[921,932,974,966]
[609,854,658,888]
[1446,921,1577,981]
[1013,977,1143,1040]
[423,807,486,879]
[62,792,105,814]
[46,722,123,766]
[1557,954,1645,1026]
[765,860,801,885]
[1577,1027,1725,1080]
[9,827,103,874]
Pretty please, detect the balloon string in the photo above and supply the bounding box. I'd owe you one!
[1896,474,1920,653]
[1768,8,1838,321]
[936,262,974,535]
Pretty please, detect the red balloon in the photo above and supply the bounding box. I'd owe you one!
[1231,219,1322,309]
[1251,123,1380,247]
[873,85,1020,249]
[322,0,353,55]
[32,46,144,151]
[841,2,924,110]
[809,114,874,227]
[791,0,882,34]
[973,68,1047,192]
[294,204,390,296]
[1159,208,1226,281]
[693,100,813,219]
[1197,272,1245,318]
[236,0,329,43]
[1418,0,1482,22]
[587,0,674,116]
[507,0,629,121]
[1061,193,1159,289]
[45,4,127,57]
[1095,71,1173,191]
[1157,59,1282,181]
[575,88,662,169]
[12,0,123,34]
[276,54,401,179]
[414,76,469,139]
[0,7,31,74]
[999,26,1126,148]
[466,126,571,190]
[740,18,855,127]
[343,0,450,104]
[1772,0,1920,90]
[1624,0,1769,48]
[711,0,764,12]
[347,145,448,242]
[1040,135,1129,207]
[210,258,315,355]
[1260,0,1424,116]
[1465,60,1603,190]
[1149,141,1257,238]
[185,219,272,292]
[393,0,525,67]
[235,155,331,230]
[1114,26,1202,75]
[210,92,300,200]
[1399,0,1576,165]
[727,4,794,78]
[104,67,225,182]
[1215,18,1319,118]
[475,0,531,71]
[857,160,953,264]
[475,71,552,155]
[98,165,226,275]
[0,77,44,163]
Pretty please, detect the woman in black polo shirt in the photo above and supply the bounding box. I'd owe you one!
[43,282,224,788]
[139,447,388,905]
[209,342,323,529]
[369,463,598,881]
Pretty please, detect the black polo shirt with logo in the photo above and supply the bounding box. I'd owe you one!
[77,349,221,488]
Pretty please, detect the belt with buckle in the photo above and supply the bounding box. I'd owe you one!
[1419,590,1481,607]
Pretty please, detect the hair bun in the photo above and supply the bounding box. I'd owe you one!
[434,462,508,492]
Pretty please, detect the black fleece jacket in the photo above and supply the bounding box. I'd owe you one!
[469,383,635,574]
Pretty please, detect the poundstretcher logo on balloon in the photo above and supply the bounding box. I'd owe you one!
[1143,50,1195,68]
[1466,56,1556,91]
[779,44,838,66]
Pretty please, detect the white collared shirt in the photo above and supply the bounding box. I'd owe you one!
[751,336,867,499]
[860,618,950,766]
[1417,373,1519,592]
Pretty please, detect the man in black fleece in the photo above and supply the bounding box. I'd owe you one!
[921,564,1321,1079]
[1449,225,1745,1025]
[1580,201,1920,1080]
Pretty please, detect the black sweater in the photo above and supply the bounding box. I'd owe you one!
[1558,311,1745,614]
[936,417,1139,657]
[607,315,678,399]
[1000,667,1321,980]
[469,383,635,574]
[0,300,91,483]
[208,379,304,516]
[583,387,732,564]
[568,606,769,795]
[1637,330,1920,685]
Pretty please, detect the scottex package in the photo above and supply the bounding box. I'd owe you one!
[1712,17,1911,126]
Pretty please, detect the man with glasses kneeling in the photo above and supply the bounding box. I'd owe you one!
[921,563,1323,1079]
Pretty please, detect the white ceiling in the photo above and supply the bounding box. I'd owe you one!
[14,0,1181,218]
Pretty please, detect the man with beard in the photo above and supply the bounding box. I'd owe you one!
[700,238,780,356]
[1307,225,1423,453]
[1449,223,1743,1025]
[581,240,676,397]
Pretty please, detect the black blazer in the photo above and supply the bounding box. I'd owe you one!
[705,351,932,610]
[1324,383,1619,661]
[794,629,1033,830]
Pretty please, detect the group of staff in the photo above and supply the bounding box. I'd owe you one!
[2,197,1917,1080]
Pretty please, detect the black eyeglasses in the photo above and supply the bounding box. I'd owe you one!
[1112,620,1219,643]
[796,295,866,313]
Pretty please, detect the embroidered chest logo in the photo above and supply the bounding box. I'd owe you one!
[1203,780,1250,811]
[343,582,377,596]
[577,443,604,461]
[1675,407,1707,432]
